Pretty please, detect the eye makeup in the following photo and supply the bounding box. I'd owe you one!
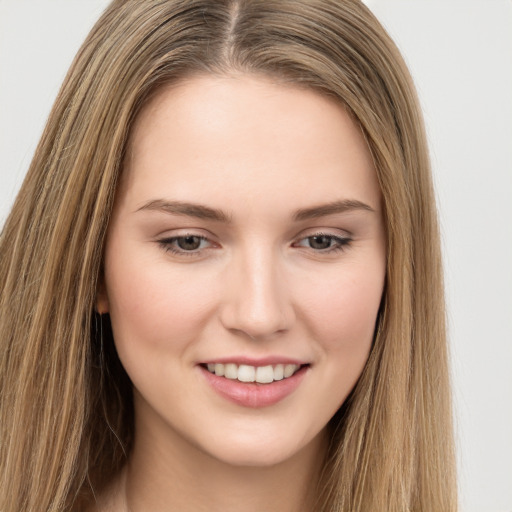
[157,231,352,258]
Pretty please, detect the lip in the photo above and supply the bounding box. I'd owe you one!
[198,364,309,408]
[201,356,307,366]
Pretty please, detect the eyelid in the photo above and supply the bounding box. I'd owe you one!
[155,228,352,257]
[292,230,353,253]
[297,225,352,237]
[157,233,217,257]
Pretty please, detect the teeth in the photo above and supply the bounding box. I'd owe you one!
[255,365,274,383]
[238,364,256,382]
[208,362,301,384]
[274,364,284,381]
[224,363,238,379]
[284,364,297,378]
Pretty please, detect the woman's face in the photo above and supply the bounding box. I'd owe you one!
[99,75,386,468]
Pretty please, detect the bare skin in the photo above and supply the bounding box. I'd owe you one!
[93,430,327,511]
[93,74,385,511]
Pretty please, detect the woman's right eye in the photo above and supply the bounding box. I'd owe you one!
[158,235,212,256]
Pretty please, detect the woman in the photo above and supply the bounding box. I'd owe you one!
[0,1,457,510]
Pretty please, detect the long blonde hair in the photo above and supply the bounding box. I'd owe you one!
[0,1,457,510]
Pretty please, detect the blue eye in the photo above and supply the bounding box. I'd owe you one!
[158,235,211,255]
[295,234,351,253]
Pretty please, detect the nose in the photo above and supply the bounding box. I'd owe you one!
[219,246,295,340]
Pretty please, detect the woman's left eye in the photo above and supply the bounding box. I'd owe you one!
[158,235,212,255]
[157,232,350,256]
[294,233,351,253]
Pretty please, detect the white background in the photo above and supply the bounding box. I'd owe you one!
[1,1,511,510]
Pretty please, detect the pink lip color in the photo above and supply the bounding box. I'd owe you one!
[201,356,306,366]
[199,365,308,408]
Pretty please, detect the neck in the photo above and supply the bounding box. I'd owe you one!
[113,406,328,512]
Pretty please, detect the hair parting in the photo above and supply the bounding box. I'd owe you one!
[0,1,456,510]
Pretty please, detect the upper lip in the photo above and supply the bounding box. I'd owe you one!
[199,356,309,367]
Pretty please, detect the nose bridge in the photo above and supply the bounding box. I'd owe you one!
[220,242,293,339]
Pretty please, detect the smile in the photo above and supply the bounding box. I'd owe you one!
[199,362,309,408]
[205,363,302,384]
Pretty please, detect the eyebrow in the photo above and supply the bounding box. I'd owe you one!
[136,199,231,222]
[292,199,375,221]
[136,198,374,222]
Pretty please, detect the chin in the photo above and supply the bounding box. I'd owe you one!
[207,447,299,469]
[195,425,325,469]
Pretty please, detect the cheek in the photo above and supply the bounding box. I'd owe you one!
[104,249,217,362]
[300,262,384,357]
[287,261,385,435]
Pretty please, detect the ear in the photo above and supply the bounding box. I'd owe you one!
[95,272,110,314]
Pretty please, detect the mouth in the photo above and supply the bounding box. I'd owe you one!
[199,361,310,408]
[200,362,308,385]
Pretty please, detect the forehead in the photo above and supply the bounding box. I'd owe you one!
[121,74,381,215]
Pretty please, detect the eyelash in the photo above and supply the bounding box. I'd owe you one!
[292,233,352,253]
[158,232,352,257]
[158,235,211,257]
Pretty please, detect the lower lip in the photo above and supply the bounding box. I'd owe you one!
[199,365,308,408]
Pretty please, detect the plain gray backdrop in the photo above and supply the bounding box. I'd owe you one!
[1,1,511,510]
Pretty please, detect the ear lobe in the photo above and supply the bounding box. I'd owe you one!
[95,274,110,314]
